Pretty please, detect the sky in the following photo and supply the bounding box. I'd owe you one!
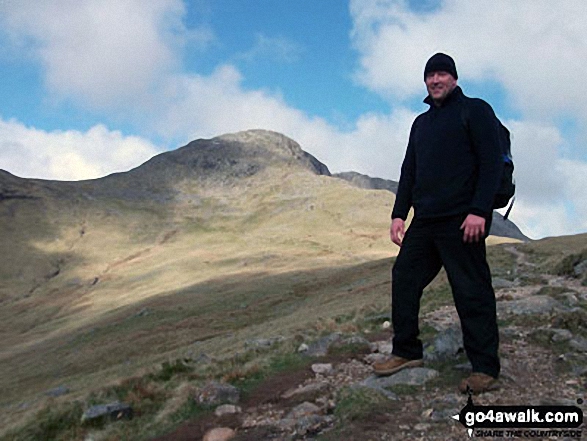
[0,0,586,240]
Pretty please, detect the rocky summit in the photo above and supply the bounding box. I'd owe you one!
[118,129,330,191]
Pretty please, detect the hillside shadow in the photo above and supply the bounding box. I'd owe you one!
[0,256,394,406]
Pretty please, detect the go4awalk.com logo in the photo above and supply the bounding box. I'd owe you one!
[451,393,584,438]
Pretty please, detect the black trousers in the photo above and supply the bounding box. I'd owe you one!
[391,214,500,378]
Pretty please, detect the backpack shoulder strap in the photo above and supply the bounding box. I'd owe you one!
[460,99,472,148]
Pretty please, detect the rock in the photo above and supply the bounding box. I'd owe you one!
[294,415,333,436]
[282,381,329,400]
[135,307,151,317]
[196,381,240,405]
[424,326,463,361]
[311,363,333,375]
[44,386,70,397]
[364,353,388,365]
[363,368,439,388]
[414,423,431,431]
[430,407,460,422]
[304,333,342,357]
[183,351,212,364]
[372,341,393,355]
[287,401,321,419]
[244,336,285,349]
[569,336,587,352]
[531,327,574,344]
[497,295,562,315]
[492,277,515,289]
[352,383,397,401]
[551,328,573,342]
[558,292,579,306]
[297,343,309,353]
[203,427,236,441]
[361,312,391,326]
[214,404,241,417]
[501,326,525,339]
[338,335,371,347]
[573,259,587,277]
[81,402,133,424]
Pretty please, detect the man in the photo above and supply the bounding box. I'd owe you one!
[373,53,503,394]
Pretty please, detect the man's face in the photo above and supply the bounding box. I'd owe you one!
[425,71,457,104]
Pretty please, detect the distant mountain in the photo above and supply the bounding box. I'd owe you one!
[334,170,528,242]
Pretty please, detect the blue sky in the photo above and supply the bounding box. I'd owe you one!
[0,0,586,240]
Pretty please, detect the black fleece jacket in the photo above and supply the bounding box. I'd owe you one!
[391,86,503,221]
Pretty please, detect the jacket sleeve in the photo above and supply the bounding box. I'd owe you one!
[467,99,504,217]
[391,122,417,220]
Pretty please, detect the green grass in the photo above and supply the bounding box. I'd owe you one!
[517,234,587,274]
[333,386,394,424]
[425,354,469,390]
[550,309,587,337]
[553,249,587,277]
[0,401,85,441]
[534,285,577,297]
[487,245,518,279]
[385,383,421,395]
[167,399,214,425]
[226,351,311,400]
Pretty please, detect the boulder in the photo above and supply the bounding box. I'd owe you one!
[573,259,587,277]
[492,277,515,289]
[244,336,285,349]
[44,386,70,397]
[286,401,321,419]
[569,336,587,352]
[497,295,562,316]
[297,343,309,353]
[214,404,241,417]
[311,363,333,375]
[424,326,463,362]
[363,367,439,388]
[371,341,393,355]
[203,427,236,441]
[304,333,342,357]
[282,381,329,400]
[196,381,240,405]
[81,402,133,424]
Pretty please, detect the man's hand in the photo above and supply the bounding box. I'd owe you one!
[390,218,405,247]
[460,214,486,243]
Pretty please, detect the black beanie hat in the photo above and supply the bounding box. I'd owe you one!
[424,53,458,80]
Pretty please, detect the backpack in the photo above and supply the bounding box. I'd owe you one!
[461,104,516,220]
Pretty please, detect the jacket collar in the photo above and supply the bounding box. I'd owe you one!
[423,85,463,107]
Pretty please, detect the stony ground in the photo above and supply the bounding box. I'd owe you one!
[150,246,587,441]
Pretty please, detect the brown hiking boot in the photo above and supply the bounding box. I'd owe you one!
[373,356,423,376]
[459,372,498,394]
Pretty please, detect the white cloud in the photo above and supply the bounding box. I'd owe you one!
[493,119,587,239]
[0,118,159,181]
[350,0,587,121]
[151,64,416,181]
[236,33,303,63]
[0,0,210,109]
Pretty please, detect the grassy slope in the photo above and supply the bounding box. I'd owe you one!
[0,166,522,434]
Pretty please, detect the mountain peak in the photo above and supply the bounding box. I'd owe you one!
[210,129,328,175]
[130,129,330,185]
